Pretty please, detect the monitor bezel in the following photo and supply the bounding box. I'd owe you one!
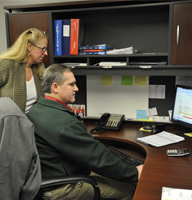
[171,85,192,130]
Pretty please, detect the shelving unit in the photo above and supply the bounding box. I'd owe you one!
[4,0,192,76]
[4,0,192,116]
[51,2,170,72]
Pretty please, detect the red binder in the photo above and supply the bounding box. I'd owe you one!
[70,19,79,55]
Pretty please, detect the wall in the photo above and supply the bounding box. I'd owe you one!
[0,0,86,54]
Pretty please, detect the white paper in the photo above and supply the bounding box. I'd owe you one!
[161,187,192,200]
[106,46,134,54]
[148,116,170,122]
[63,25,70,37]
[176,76,192,87]
[136,131,185,147]
[62,63,87,68]
[147,107,157,116]
[98,62,126,67]
[168,110,172,120]
[149,85,165,99]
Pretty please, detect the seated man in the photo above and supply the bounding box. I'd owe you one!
[27,64,143,200]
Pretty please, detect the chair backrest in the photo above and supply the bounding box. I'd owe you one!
[0,97,41,200]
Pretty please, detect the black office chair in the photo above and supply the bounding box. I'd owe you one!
[34,174,101,200]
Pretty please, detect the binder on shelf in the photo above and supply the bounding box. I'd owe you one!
[79,45,112,50]
[70,19,84,55]
[54,19,63,55]
[62,19,71,55]
[79,51,106,55]
[79,49,106,53]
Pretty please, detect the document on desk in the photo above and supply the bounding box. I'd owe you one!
[161,187,192,200]
[136,131,185,147]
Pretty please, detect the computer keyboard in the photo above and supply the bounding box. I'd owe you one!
[106,145,144,166]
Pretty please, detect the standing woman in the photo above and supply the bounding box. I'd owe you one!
[0,28,48,113]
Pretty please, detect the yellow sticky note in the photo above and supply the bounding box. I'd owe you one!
[135,76,148,86]
[184,133,192,137]
[101,76,112,86]
[139,127,152,132]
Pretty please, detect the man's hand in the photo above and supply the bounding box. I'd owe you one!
[136,165,143,180]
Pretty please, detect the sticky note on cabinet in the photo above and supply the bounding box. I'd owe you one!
[121,76,133,85]
[135,76,148,86]
[136,110,148,120]
[101,76,112,86]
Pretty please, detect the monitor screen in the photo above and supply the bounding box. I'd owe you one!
[172,85,192,130]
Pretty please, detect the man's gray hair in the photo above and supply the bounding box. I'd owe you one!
[41,64,72,93]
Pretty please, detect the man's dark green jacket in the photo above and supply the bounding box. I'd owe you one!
[27,97,138,183]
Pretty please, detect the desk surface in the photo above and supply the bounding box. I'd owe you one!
[84,121,192,200]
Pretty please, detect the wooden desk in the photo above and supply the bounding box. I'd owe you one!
[84,121,192,200]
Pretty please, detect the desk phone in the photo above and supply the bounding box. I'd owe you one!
[90,113,125,134]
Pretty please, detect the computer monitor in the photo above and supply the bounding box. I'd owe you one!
[172,85,192,130]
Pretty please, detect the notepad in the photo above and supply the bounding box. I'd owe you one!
[136,131,185,147]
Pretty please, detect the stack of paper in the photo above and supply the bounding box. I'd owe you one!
[62,63,87,68]
[161,187,192,200]
[98,62,126,68]
[106,46,134,54]
[136,131,185,147]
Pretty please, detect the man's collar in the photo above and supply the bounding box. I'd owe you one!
[45,95,72,110]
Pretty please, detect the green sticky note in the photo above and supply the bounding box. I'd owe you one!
[121,76,133,85]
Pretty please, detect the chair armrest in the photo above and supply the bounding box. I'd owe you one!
[36,174,100,200]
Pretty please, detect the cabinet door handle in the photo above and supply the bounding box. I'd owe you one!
[177,25,180,45]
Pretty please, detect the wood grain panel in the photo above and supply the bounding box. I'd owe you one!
[8,13,50,66]
[172,3,192,65]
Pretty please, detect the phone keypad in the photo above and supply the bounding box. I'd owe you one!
[106,115,122,127]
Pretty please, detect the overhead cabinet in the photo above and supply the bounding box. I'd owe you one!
[172,2,192,65]
[4,0,192,75]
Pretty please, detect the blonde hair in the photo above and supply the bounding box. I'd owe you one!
[0,28,48,78]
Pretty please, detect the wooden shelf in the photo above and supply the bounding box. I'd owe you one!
[72,65,192,76]
[3,0,184,12]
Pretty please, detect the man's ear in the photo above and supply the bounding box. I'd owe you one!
[51,82,59,93]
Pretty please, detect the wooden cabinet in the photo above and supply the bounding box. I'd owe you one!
[7,13,50,66]
[4,0,192,75]
[172,2,192,65]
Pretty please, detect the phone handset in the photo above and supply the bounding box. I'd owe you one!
[96,113,110,130]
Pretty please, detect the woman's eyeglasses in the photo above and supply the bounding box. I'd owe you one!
[31,43,48,52]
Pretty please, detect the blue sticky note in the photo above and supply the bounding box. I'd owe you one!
[136,110,148,120]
